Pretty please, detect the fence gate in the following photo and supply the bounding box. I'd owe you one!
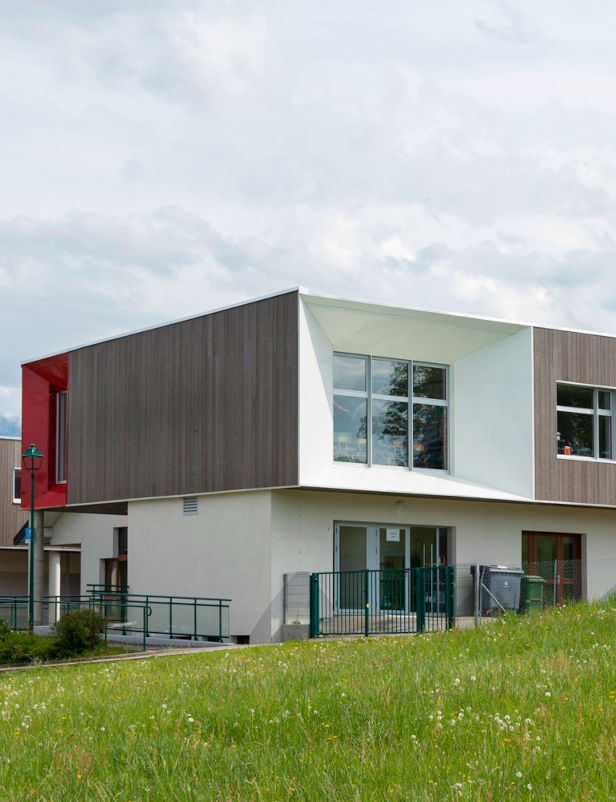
[309,566,455,637]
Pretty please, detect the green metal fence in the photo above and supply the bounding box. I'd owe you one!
[86,586,231,642]
[309,566,455,637]
[0,588,231,646]
[0,596,151,651]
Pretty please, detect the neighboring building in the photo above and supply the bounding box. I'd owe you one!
[0,436,27,547]
[0,436,79,598]
[18,288,616,642]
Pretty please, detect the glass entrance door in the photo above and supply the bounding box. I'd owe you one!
[335,523,449,612]
[338,525,368,610]
[335,524,409,612]
[522,532,582,605]
[378,527,407,611]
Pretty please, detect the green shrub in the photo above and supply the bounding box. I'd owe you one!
[0,619,57,664]
[52,607,107,658]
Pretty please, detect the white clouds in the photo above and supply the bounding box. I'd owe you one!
[2,1,616,425]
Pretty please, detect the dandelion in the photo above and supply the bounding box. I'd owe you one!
[516,772,522,778]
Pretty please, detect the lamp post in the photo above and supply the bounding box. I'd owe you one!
[22,444,43,632]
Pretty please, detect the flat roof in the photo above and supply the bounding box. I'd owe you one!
[21,285,616,365]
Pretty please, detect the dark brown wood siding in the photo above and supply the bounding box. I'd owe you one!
[67,292,299,504]
[0,438,28,546]
[534,327,616,505]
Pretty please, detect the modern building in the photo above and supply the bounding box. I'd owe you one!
[18,288,616,642]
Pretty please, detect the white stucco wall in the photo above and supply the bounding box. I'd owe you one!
[50,513,127,595]
[298,299,334,484]
[127,491,273,643]
[453,328,534,497]
[270,489,616,627]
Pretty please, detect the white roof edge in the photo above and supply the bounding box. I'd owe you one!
[0,435,21,441]
[301,290,616,339]
[22,286,309,366]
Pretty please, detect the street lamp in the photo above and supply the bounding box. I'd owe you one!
[22,444,43,632]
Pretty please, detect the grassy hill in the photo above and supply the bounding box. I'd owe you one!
[1,603,615,800]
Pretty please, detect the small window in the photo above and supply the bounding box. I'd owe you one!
[183,497,198,515]
[12,468,21,505]
[117,527,128,556]
[557,383,613,460]
[56,391,67,483]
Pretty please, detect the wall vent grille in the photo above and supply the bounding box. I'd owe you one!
[183,497,198,516]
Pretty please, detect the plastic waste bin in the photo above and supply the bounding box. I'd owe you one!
[471,565,524,615]
[519,575,545,615]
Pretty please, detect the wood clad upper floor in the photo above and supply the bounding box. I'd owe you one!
[0,438,27,546]
[534,327,616,506]
[66,291,299,505]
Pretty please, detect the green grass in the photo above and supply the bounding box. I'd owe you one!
[1,604,615,800]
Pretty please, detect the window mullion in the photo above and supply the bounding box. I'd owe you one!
[367,357,372,467]
[410,360,414,469]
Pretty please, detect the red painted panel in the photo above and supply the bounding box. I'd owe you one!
[21,352,69,510]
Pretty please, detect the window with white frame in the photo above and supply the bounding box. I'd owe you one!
[12,467,21,505]
[556,383,613,459]
[333,354,448,470]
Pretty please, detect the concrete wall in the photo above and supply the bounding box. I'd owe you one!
[50,513,127,595]
[127,492,273,644]
[453,328,534,497]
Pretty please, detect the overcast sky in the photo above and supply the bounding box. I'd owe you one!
[2,1,616,433]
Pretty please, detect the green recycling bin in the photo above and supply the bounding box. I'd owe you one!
[519,575,545,615]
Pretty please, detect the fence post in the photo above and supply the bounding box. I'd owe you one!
[416,568,425,633]
[309,574,319,638]
[446,566,455,630]
[474,564,480,628]
[364,570,370,637]
[553,559,557,607]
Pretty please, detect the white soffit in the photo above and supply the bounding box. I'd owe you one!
[302,295,527,363]
[302,466,532,503]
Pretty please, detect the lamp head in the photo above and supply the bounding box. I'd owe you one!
[22,444,44,475]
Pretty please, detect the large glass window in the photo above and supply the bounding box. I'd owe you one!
[334,354,448,470]
[557,383,613,460]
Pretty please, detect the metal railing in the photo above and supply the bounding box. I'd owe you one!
[309,566,455,637]
[0,596,150,651]
[86,586,231,642]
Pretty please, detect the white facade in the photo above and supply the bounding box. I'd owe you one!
[72,487,616,643]
[298,294,535,501]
